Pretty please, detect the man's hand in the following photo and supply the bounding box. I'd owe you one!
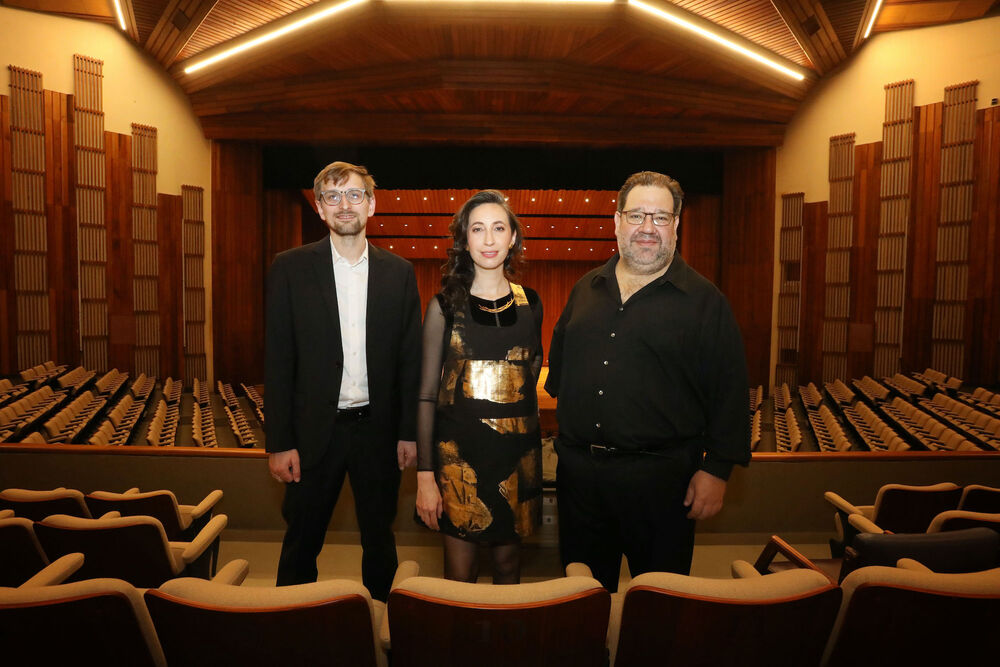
[397,440,417,470]
[683,470,727,520]
[416,471,443,531]
[269,449,301,483]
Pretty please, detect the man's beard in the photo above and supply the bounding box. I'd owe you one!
[620,232,673,274]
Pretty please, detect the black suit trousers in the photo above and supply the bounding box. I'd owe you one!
[276,417,401,601]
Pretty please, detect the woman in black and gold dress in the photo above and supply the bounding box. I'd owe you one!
[415,190,543,583]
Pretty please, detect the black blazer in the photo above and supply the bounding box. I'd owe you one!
[264,238,422,470]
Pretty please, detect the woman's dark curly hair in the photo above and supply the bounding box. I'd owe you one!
[440,190,525,314]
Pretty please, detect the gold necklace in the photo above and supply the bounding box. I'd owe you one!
[477,295,514,314]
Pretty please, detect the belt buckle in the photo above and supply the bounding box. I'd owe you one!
[589,444,613,458]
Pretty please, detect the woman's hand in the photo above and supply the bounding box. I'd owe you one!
[416,471,444,531]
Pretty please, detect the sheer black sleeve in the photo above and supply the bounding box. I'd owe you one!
[526,288,544,381]
[417,296,447,471]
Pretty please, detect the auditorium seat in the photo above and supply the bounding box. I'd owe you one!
[925,510,1000,535]
[0,487,93,521]
[386,563,609,667]
[85,487,223,541]
[821,563,1000,666]
[34,512,231,587]
[824,482,962,556]
[0,515,85,587]
[146,570,384,667]
[603,563,840,667]
[959,484,1000,513]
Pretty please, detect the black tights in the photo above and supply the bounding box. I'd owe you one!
[443,535,520,584]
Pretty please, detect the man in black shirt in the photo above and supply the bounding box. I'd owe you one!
[544,171,750,592]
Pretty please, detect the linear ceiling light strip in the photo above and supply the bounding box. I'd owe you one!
[183,0,369,74]
[863,0,885,40]
[628,0,807,82]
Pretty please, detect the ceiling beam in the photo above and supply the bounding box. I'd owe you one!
[117,0,140,42]
[852,0,881,51]
[189,60,798,122]
[198,111,786,147]
[145,0,220,68]
[770,0,846,75]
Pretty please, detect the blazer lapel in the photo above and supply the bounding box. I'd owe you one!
[309,239,343,358]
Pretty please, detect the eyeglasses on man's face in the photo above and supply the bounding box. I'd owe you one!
[319,188,367,206]
[621,209,677,226]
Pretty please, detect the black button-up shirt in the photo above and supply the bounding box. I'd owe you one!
[545,253,750,480]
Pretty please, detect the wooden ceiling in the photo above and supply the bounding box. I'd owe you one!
[6,0,998,147]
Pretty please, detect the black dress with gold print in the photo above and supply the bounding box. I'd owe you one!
[417,284,543,542]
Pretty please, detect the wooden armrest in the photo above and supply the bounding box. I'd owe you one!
[19,553,85,588]
[823,491,863,516]
[847,513,884,534]
[730,559,762,578]
[753,535,833,582]
[181,514,228,564]
[565,562,594,578]
[211,558,250,585]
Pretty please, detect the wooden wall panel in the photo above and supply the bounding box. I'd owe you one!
[823,133,854,382]
[158,193,183,380]
[680,194,722,286]
[1,95,13,374]
[721,148,776,388]
[75,54,109,373]
[847,141,881,379]
[800,201,828,384]
[182,186,207,384]
[904,102,942,373]
[968,107,1000,386]
[105,131,134,373]
[131,124,159,376]
[264,189,304,268]
[776,192,804,387]
[44,90,78,369]
[212,141,264,384]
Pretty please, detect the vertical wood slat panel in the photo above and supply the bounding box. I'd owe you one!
[158,193,183,381]
[776,192,804,387]
[182,185,207,384]
[931,81,977,378]
[44,89,79,369]
[9,66,50,369]
[1,94,14,374]
[874,80,913,377]
[823,133,854,381]
[848,141,881,379]
[212,141,264,385]
[801,201,828,384]
[131,123,158,376]
[721,148,776,388]
[75,54,109,372]
[904,102,942,373]
[106,131,134,373]
[967,107,1000,386]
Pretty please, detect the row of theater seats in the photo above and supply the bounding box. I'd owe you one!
[750,409,762,451]
[19,360,66,384]
[2,481,998,666]
[881,397,978,451]
[881,373,928,400]
[89,386,151,446]
[191,401,218,447]
[218,381,258,448]
[919,392,1000,449]
[841,401,909,452]
[241,382,265,424]
[807,405,851,452]
[823,379,855,406]
[146,400,180,447]
[851,375,889,403]
[191,377,211,406]
[774,406,802,452]
[94,368,129,396]
[0,385,69,439]
[913,368,963,391]
[0,377,30,404]
[42,390,108,443]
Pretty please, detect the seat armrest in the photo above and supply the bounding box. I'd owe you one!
[565,562,594,578]
[730,559,762,578]
[189,489,224,519]
[0,509,13,520]
[847,513,884,534]
[211,558,250,585]
[824,491,863,516]
[896,558,933,572]
[19,553,85,587]
[99,511,122,519]
[123,487,140,495]
[753,535,833,582]
[181,513,228,564]
[390,560,420,590]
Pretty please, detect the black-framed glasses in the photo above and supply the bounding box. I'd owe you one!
[622,209,677,226]
[319,188,367,206]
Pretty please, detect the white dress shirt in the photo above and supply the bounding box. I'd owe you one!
[330,238,369,408]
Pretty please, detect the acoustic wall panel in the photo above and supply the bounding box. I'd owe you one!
[74,54,108,372]
[182,185,207,384]
[131,123,158,376]
[777,192,804,387]
[8,66,49,368]
[823,133,854,382]
[874,80,912,377]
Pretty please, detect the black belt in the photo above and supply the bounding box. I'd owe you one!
[586,444,671,459]
[336,405,371,422]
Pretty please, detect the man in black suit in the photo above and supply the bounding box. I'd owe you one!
[265,161,421,601]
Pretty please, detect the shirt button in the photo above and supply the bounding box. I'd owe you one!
[618,307,624,312]
[603,360,609,366]
[610,332,616,339]
[598,390,604,396]
[596,423,601,428]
